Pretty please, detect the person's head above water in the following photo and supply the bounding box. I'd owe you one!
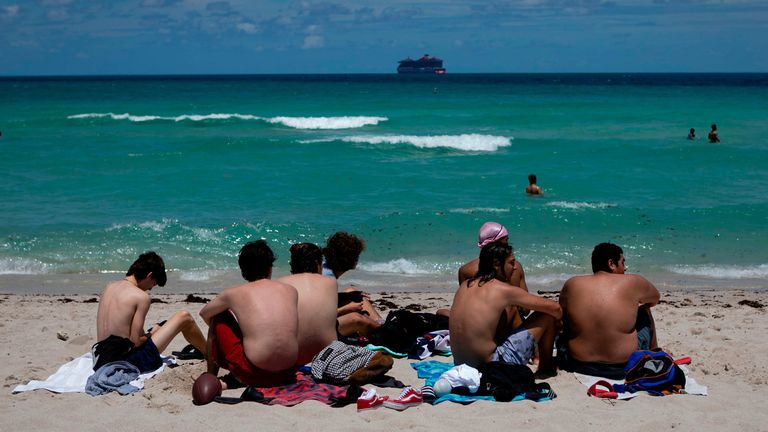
[477,222,509,248]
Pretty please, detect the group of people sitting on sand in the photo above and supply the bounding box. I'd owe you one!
[92,222,661,399]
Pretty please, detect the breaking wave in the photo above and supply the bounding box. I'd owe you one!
[545,201,616,210]
[68,113,387,130]
[667,264,768,279]
[341,134,512,152]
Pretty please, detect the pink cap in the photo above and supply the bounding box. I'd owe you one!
[477,222,509,248]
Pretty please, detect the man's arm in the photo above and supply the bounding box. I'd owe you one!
[199,292,231,325]
[506,285,562,320]
[633,275,660,307]
[129,295,151,346]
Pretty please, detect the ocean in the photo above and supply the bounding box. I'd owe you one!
[1,74,767,294]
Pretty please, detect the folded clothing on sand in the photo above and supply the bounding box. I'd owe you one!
[311,341,393,385]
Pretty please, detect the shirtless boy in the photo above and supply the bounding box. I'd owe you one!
[457,222,529,327]
[450,243,561,377]
[277,243,339,365]
[558,242,660,378]
[93,251,207,372]
[200,240,299,387]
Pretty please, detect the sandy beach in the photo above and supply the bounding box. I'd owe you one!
[3,287,768,432]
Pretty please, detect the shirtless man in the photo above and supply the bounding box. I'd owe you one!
[450,243,561,377]
[322,231,383,337]
[200,240,299,387]
[708,124,720,143]
[525,174,543,195]
[93,251,207,372]
[277,243,338,365]
[457,222,529,327]
[558,242,659,378]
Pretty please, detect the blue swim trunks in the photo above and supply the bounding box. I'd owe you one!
[124,337,163,373]
[491,327,535,366]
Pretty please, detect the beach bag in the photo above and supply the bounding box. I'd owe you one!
[475,362,555,402]
[368,309,448,353]
[614,350,686,395]
[311,341,393,385]
[589,350,686,397]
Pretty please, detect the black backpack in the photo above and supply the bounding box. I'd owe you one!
[476,362,555,402]
[368,309,448,353]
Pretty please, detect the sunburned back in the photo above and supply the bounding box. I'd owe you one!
[450,279,514,367]
[277,273,338,365]
[96,281,147,343]
[563,274,647,363]
[226,280,300,371]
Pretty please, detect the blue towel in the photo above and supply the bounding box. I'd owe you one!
[85,361,141,396]
[411,360,495,405]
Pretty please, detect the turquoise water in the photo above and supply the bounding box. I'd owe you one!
[1,74,767,289]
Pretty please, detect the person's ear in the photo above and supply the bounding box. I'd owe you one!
[607,259,617,272]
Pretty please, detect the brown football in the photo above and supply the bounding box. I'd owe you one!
[192,372,222,405]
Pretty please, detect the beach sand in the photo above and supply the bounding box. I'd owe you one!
[3,289,768,431]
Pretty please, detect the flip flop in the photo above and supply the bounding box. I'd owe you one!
[172,344,205,360]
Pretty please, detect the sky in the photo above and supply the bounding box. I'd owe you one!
[1,0,766,75]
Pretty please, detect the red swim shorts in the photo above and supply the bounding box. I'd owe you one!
[210,312,296,387]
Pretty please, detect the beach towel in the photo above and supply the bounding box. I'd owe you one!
[215,372,359,407]
[12,352,173,395]
[410,360,495,405]
[575,364,708,400]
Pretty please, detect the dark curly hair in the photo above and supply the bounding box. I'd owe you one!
[238,240,276,282]
[126,251,167,287]
[289,242,323,274]
[322,232,365,278]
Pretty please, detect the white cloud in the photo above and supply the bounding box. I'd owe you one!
[302,34,324,49]
[236,22,259,34]
[2,5,19,18]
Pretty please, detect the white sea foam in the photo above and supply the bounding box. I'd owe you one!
[68,112,386,129]
[0,258,51,275]
[179,269,227,282]
[545,201,616,210]
[358,259,435,275]
[266,116,387,129]
[341,134,512,151]
[667,264,768,279]
[449,207,510,214]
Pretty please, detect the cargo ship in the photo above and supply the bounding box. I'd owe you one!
[397,54,446,74]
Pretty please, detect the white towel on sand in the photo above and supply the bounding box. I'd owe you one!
[12,352,173,394]
[575,364,708,400]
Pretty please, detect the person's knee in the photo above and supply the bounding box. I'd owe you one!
[173,310,195,327]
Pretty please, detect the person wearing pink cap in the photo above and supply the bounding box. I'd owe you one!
[457,222,529,328]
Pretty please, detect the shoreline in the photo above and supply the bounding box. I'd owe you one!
[2,269,767,295]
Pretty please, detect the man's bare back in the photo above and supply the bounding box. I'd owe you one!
[277,273,338,365]
[201,279,299,371]
[96,279,151,345]
[458,257,529,328]
[560,272,659,364]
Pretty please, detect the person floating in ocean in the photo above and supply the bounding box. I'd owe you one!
[557,242,660,379]
[92,251,207,372]
[276,243,339,365]
[708,124,720,143]
[688,128,696,140]
[322,231,383,337]
[200,240,299,388]
[525,174,543,195]
[456,221,530,326]
[450,242,561,377]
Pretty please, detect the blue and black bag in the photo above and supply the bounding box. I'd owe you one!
[613,350,686,395]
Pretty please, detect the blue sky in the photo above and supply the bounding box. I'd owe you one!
[1,0,766,75]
